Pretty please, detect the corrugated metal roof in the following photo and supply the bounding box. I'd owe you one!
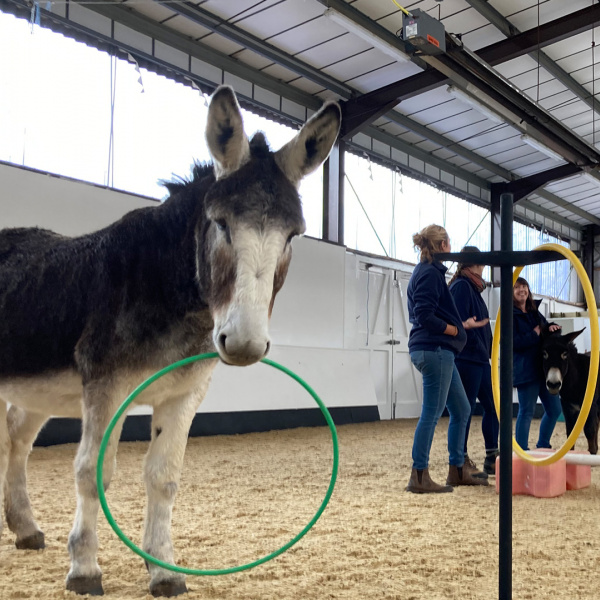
[2,0,600,231]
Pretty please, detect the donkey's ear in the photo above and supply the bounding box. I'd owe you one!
[275,102,342,187]
[205,86,250,180]
[563,328,585,344]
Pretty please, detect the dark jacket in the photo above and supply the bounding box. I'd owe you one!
[449,276,492,366]
[407,260,467,355]
[513,299,549,386]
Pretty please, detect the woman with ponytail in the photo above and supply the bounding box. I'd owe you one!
[406,225,489,493]
[449,247,499,476]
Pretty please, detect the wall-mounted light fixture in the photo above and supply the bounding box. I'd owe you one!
[323,8,410,63]
[579,169,600,187]
[520,134,566,162]
[446,85,504,124]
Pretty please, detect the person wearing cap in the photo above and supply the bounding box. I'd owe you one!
[449,247,499,476]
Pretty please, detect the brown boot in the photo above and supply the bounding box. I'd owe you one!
[464,454,488,480]
[447,464,489,487]
[406,468,453,494]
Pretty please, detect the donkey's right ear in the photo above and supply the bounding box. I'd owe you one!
[205,86,250,180]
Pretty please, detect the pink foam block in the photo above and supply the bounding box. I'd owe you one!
[565,451,592,490]
[531,448,592,491]
[495,453,566,498]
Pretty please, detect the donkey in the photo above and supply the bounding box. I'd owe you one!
[541,328,600,455]
[0,85,341,597]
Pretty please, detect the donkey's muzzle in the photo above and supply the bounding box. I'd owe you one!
[214,307,271,366]
[546,380,562,394]
[217,333,270,366]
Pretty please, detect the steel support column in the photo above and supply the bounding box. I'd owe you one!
[491,185,502,286]
[582,225,599,308]
[323,141,345,244]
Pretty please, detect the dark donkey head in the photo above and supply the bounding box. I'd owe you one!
[198,86,341,366]
[541,327,585,394]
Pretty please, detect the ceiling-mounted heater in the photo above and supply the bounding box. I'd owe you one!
[402,9,446,55]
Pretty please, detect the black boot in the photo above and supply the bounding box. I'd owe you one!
[483,450,499,475]
[406,468,453,494]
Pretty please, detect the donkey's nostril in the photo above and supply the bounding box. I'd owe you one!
[219,333,227,351]
[265,341,271,355]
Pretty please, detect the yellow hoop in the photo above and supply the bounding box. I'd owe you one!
[491,243,600,466]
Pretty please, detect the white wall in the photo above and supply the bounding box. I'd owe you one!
[0,163,157,234]
[3,162,596,421]
[0,163,378,417]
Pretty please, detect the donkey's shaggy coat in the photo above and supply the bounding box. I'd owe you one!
[0,86,341,597]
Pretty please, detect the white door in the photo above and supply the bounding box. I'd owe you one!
[354,261,421,419]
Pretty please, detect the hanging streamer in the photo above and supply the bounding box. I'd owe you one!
[363,152,373,180]
[184,76,209,106]
[126,53,145,93]
[30,0,40,31]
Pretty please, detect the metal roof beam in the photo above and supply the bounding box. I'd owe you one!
[478,4,600,66]
[383,112,514,181]
[434,49,600,166]
[5,0,595,229]
[492,164,582,201]
[518,198,584,230]
[533,191,600,226]
[0,0,491,201]
[342,3,600,137]
[154,1,355,99]
[466,0,600,121]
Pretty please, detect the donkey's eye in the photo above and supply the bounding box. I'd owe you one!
[561,351,568,360]
[542,351,548,359]
[215,219,227,232]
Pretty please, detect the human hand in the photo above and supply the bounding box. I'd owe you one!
[464,316,490,330]
[548,324,562,333]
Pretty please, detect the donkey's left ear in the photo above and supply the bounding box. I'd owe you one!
[564,328,585,344]
[275,102,342,187]
[205,86,250,180]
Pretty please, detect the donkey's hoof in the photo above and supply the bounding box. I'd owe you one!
[66,575,104,596]
[16,531,45,550]
[150,579,188,597]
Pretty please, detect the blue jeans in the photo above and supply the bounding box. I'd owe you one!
[410,348,471,470]
[515,380,562,450]
[456,359,499,453]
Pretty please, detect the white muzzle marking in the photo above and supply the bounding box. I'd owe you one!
[213,227,286,366]
[546,367,563,394]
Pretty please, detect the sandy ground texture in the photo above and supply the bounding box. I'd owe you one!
[1,416,599,600]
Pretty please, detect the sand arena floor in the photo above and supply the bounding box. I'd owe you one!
[1,416,600,600]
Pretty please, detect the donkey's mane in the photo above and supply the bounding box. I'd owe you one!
[248,132,272,157]
[160,162,214,195]
[160,132,273,197]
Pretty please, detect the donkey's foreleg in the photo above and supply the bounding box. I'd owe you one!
[143,374,213,597]
[0,400,8,544]
[66,392,125,596]
[4,407,48,549]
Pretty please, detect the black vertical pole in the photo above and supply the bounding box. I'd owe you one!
[499,193,514,600]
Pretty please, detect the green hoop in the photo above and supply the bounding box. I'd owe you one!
[97,352,339,575]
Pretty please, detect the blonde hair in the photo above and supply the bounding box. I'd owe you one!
[412,224,448,263]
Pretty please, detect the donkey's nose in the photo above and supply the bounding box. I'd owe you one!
[217,333,270,366]
[546,381,562,394]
